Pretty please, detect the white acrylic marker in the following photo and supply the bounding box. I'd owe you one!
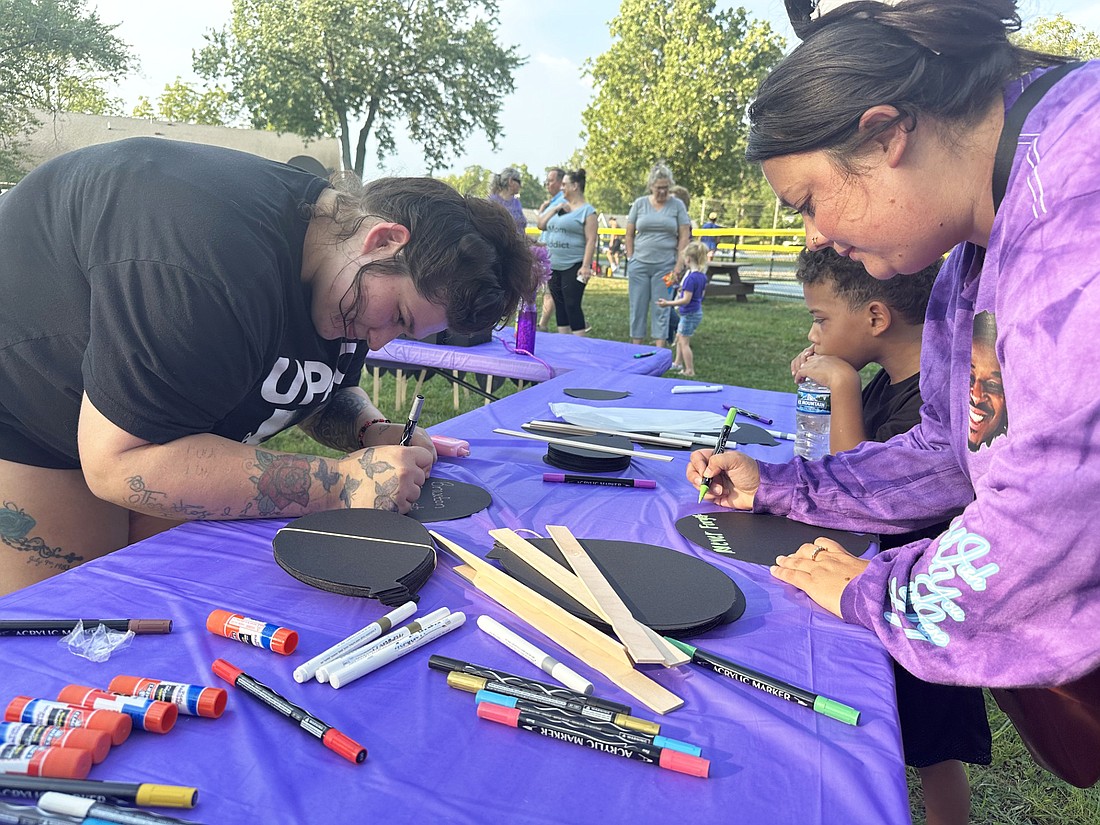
[476,615,594,696]
[670,385,723,394]
[293,601,418,683]
[327,612,466,689]
[314,607,451,683]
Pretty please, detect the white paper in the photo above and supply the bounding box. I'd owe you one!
[547,403,728,434]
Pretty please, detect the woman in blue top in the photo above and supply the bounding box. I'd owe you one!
[624,164,692,347]
[536,169,598,335]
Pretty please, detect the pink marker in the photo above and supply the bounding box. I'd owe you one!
[542,474,656,489]
[431,435,471,457]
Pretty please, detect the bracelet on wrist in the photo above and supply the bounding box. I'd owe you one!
[357,418,391,449]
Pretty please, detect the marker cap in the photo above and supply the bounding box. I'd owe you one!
[476,701,520,727]
[37,791,94,818]
[127,619,173,634]
[135,784,200,808]
[211,658,244,685]
[37,748,94,780]
[612,713,661,737]
[813,695,861,726]
[658,747,710,778]
[322,728,368,764]
[446,672,487,694]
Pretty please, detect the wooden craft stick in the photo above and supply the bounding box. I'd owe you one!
[432,532,683,714]
[489,529,688,668]
[523,420,692,449]
[546,526,667,665]
[492,428,673,462]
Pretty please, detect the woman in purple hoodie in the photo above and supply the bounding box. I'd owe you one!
[688,0,1100,789]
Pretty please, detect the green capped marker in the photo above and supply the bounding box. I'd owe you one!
[664,637,861,726]
[697,407,738,502]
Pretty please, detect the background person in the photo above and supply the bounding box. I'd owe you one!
[657,241,710,377]
[624,164,691,347]
[537,169,597,336]
[607,216,624,275]
[701,211,721,260]
[0,137,536,596]
[689,0,1100,790]
[537,167,566,331]
[488,167,526,232]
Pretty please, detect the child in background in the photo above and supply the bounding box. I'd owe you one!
[790,247,991,825]
[657,241,709,377]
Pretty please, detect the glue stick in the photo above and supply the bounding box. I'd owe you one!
[56,686,177,734]
[0,743,92,779]
[0,721,111,764]
[206,609,298,655]
[109,675,227,719]
[4,697,131,745]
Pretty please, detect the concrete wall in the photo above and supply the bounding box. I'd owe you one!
[21,110,341,174]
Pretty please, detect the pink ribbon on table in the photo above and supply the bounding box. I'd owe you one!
[495,334,556,380]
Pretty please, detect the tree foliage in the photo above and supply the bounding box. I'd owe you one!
[195,0,523,176]
[436,162,542,208]
[0,0,132,178]
[1013,13,1100,59]
[131,79,239,126]
[581,0,785,212]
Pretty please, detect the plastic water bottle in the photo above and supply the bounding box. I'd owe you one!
[795,379,831,460]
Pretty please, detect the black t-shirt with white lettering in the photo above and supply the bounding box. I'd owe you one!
[0,138,365,468]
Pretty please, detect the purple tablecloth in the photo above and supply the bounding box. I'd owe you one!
[0,369,909,825]
[367,328,673,382]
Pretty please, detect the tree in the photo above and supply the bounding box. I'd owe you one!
[581,0,785,212]
[195,0,524,176]
[149,79,240,126]
[0,0,132,178]
[1013,14,1100,59]
[437,165,491,197]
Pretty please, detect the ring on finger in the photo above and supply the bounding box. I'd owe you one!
[811,545,827,561]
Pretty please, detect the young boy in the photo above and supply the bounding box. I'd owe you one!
[790,247,991,825]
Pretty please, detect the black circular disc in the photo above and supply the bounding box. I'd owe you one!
[564,388,630,400]
[676,511,875,566]
[408,478,492,523]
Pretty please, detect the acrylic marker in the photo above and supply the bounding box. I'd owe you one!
[4,700,131,747]
[664,638,861,725]
[445,672,659,736]
[476,702,709,777]
[205,610,297,655]
[698,408,738,502]
[37,793,201,825]
[327,612,466,689]
[475,690,700,756]
[55,688,176,735]
[541,474,656,490]
[293,601,418,683]
[475,616,593,695]
[107,677,226,720]
[427,655,631,714]
[212,660,366,764]
[0,723,110,765]
[766,428,796,441]
[0,620,171,637]
[670,384,722,394]
[399,394,425,447]
[0,745,91,780]
[0,777,196,809]
[722,405,774,426]
[633,351,656,358]
[314,607,451,684]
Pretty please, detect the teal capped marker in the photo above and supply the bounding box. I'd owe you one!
[698,408,738,502]
[664,638,861,726]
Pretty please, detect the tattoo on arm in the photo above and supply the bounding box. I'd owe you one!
[357,450,395,478]
[298,390,372,452]
[373,477,400,511]
[250,450,316,516]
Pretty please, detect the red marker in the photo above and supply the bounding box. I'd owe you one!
[212,659,366,764]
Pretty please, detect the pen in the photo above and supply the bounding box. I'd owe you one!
[37,792,201,825]
[0,776,197,809]
[542,473,656,489]
[399,394,425,446]
[476,615,594,695]
[0,800,106,825]
[670,384,722,394]
[212,660,367,764]
[664,638,861,726]
[293,601,418,683]
[0,620,171,636]
[633,351,656,358]
[722,405,774,426]
[698,408,737,502]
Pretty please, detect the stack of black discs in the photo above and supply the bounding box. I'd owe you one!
[543,432,632,473]
[273,510,437,605]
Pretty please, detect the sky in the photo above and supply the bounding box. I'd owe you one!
[93,0,1100,178]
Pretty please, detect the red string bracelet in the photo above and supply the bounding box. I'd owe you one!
[357,418,391,449]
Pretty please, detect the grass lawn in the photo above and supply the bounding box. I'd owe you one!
[268,276,1100,824]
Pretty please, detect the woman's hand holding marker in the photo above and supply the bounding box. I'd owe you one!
[687,450,760,511]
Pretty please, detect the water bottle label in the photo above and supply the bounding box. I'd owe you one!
[796,389,831,415]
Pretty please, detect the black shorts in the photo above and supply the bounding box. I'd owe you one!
[894,661,992,768]
[0,408,79,470]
